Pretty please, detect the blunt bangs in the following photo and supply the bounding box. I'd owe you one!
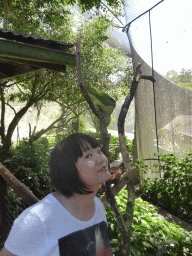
[50,133,100,197]
[69,133,100,162]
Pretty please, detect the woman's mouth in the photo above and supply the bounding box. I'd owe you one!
[98,166,108,172]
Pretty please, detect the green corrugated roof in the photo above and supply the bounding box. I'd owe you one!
[0,29,76,79]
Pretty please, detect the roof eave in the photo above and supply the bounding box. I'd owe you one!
[0,38,76,66]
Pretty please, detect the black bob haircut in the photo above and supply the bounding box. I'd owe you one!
[50,133,101,197]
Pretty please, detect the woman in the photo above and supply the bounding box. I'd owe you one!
[1,133,112,256]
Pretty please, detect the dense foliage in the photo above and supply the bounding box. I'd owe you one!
[165,69,192,91]
[1,139,51,220]
[109,135,133,162]
[85,131,133,162]
[135,152,192,223]
[106,190,192,256]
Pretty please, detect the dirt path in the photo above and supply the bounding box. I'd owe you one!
[157,207,192,234]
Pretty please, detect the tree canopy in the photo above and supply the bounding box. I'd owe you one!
[0,0,132,150]
[0,0,122,30]
[165,69,192,91]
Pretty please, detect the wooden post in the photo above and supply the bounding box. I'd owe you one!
[0,176,12,249]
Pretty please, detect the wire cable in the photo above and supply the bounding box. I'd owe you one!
[149,10,161,177]
[100,1,124,26]
[122,0,165,31]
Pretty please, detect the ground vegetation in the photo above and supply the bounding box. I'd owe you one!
[135,152,192,223]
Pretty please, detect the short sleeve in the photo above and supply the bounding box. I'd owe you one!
[94,197,108,224]
[5,210,47,256]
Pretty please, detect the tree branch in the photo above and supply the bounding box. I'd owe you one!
[0,163,39,206]
[1,80,15,88]
[101,168,138,206]
[116,63,158,255]
[15,83,28,101]
[118,63,142,138]
[76,35,104,120]
[141,75,155,82]
[1,78,32,88]
[30,115,74,142]
[117,63,143,255]
[5,102,16,115]
[76,34,129,254]
[0,85,5,143]
[31,72,42,98]
[33,86,50,103]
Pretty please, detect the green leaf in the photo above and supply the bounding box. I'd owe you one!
[131,246,141,256]
[142,241,152,248]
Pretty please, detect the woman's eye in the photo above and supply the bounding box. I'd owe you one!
[85,154,92,159]
[98,149,103,154]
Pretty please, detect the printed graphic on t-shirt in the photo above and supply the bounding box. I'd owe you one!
[58,221,112,256]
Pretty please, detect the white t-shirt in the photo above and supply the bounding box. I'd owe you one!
[5,194,112,256]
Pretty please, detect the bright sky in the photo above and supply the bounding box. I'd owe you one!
[126,0,192,75]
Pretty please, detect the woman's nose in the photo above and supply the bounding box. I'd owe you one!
[95,153,106,163]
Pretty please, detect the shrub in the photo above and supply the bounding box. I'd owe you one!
[2,139,51,219]
[106,190,192,256]
[85,131,133,162]
[135,152,192,222]
[109,135,120,163]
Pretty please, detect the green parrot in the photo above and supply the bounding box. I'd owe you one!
[85,85,116,127]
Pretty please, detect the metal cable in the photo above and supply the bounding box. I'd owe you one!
[122,0,165,31]
[149,10,161,177]
[100,2,124,26]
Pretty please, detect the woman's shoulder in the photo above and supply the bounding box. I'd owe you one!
[14,193,60,225]
[5,194,61,244]
[4,195,57,256]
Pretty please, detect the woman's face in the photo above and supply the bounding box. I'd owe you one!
[75,146,111,189]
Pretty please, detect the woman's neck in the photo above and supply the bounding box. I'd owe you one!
[52,190,98,221]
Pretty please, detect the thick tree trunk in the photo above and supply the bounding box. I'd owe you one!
[2,74,49,151]
[3,100,34,151]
